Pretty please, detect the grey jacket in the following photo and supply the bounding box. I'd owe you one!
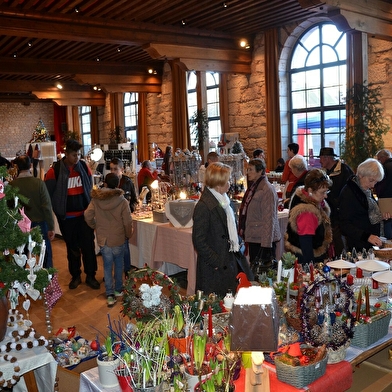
[242,176,281,247]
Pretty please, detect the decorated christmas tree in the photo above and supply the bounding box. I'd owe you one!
[0,166,52,297]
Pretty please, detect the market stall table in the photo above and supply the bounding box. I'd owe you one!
[0,332,57,392]
[130,210,289,295]
[129,217,196,295]
[79,327,392,392]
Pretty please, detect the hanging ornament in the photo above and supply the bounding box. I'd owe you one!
[0,180,5,200]
[17,207,31,233]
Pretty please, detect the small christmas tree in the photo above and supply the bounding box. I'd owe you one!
[341,82,389,171]
[0,166,51,298]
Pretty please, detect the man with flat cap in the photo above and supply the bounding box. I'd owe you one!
[319,147,353,257]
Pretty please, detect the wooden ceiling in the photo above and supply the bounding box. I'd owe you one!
[0,0,390,105]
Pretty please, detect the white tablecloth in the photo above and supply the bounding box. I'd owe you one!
[0,344,57,392]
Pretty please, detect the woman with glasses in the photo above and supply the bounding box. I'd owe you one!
[285,169,333,265]
[339,158,389,251]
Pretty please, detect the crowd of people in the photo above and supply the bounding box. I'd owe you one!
[3,138,392,302]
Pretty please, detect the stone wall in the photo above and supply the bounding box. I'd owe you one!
[368,37,392,150]
[0,102,54,159]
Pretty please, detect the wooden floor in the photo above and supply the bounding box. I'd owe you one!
[29,237,137,342]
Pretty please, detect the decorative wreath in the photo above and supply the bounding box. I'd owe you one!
[301,274,355,351]
[121,265,182,322]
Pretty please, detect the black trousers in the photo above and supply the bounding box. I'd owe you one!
[57,215,97,278]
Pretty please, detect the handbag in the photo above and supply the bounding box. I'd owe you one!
[251,247,275,276]
[234,251,254,282]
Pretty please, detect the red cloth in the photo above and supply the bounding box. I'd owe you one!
[234,361,352,392]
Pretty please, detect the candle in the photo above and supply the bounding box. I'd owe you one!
[356,290,362,321]
[277,259,282,283]
[356,267,363,278]
[309,262,314,282]
[365,286,370,317]
[208,306,213,338]
[347,274,354,285]
[286,278,290,303]
[372,278,379,289]
[294,259,299,283]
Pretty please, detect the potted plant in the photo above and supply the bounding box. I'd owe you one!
[281,252,296,283]
[183,332,211,392]
[190,109,209,156]
[341,82,389,171]
[96,333,120,388]
[115,317,171,391]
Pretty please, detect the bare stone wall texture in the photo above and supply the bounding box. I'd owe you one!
[0,102,54,159]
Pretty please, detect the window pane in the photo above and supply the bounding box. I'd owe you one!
[124,92,138,144]
[322,45,338,64]
[292,90,306,109]
[307,46,320,67]
[323,86,341,106]
[322,24,343,47]
[290,23,346,157]
[306,69,320,89]
[307,88,320,108]
[291,72,306,91]
[291,45,308,69]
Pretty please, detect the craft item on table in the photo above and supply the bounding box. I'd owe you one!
[356,259,390,272]
[300,275,355,362]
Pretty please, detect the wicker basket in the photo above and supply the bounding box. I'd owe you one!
[374,248,392,259]
[275,350,328,388]
[351,311,391,348]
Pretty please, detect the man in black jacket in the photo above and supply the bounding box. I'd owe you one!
[319,147,353,257]
[375,149,392,239]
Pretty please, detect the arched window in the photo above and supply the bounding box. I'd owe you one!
[124,92,138,143]
[289,23,346,164]
[187,71,221,147]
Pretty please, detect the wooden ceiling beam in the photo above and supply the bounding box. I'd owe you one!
[74,74,162,93]
[144,43,251,73]
[302,0,392,40]
[0,8,241,49]
[0,57,157,76]
[32,90,106,106]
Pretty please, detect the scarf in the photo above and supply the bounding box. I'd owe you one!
[354,176,382,225]
[209,187,240,252]
[238,175,264,238]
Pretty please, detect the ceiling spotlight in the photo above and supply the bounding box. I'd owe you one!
[74,7,79,13]
[95,57,100,62]
[148,68,157,75]
[181,19,186,26]
[12,51,17,58]
[56,83,63,89]
[240,39,250,49]
[223,2,228,8]
[27,41,33,47]
[93,85,101,91]
[117,47,121,52]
